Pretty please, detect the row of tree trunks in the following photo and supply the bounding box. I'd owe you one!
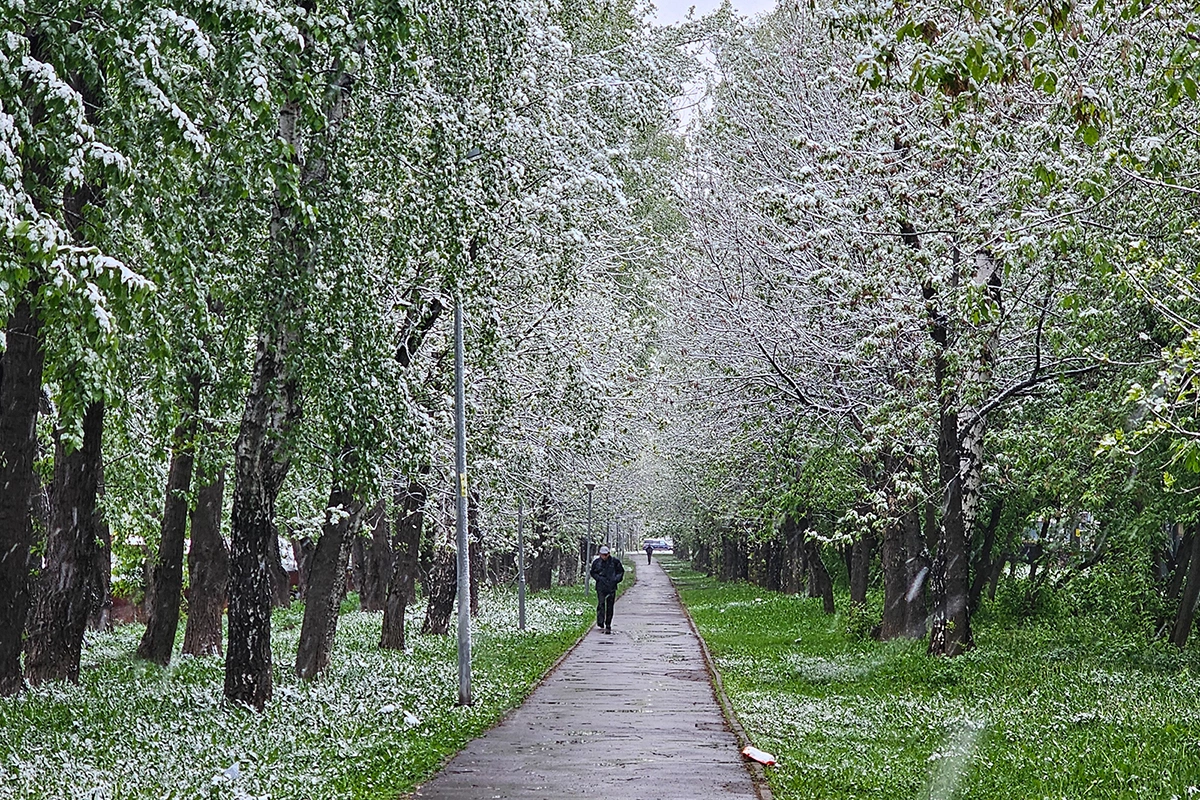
[0,297,47,695]
[748,537,784,591]
[138,375,201,665]
[719,531,748,582]
[182,469,229,657]
[25,402,106,685]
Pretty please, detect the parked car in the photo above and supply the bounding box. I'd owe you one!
[642,539,672,551]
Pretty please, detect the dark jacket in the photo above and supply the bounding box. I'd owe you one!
[590,555,624,595]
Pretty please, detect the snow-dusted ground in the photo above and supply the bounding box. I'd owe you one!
[0,589,593,799]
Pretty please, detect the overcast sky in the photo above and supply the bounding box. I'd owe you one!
[649,0,776,25]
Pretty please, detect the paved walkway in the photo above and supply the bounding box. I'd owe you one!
[413,556,760,800]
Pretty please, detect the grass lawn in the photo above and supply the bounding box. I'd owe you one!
[661,556,1200,800]
[0,582,605,800]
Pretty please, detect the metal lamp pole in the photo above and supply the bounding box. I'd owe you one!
[583,481,596,594]
[517,498,526,631]
[454,295,471,706]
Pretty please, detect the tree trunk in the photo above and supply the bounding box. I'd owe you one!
[293,537,316,601]
[879,519,908,640]
[25,401,105,685]
[296,487,365,679]
[225,327,300,710]
[781,517,803,595]
[968,497,1004,614]
[719,531,741,582]
[0,297,46,696]
[527,496,554,591]
[929,407,972,656]
[557,545,578,586]
[421,540,457,636]
[349,534,366,595]
[1167,528,1195,601]
[359,501,390,612]
[381,478,425,650]
[1171,525,1200,648]
[924,249,972,656]
[986,553,1004,602]
[849,529,874,606]
[182,469,229,657]
[468,489,481,617]
[267,521,292,608]
[138,376,200,665]
[803,537,835,614]
[903,503,929,638]
[528,539,554,591]
[87,470,112,633]
[765,538,783,591]
[225,44,357,703]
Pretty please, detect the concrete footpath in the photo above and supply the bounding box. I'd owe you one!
[413,555,760,800]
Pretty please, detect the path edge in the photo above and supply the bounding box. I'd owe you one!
[662,560,775,800]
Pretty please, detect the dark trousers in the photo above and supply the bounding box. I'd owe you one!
[596,591,615,627]
[646,551,652,564]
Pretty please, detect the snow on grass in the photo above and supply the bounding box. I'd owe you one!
[661,557,1200,800]
[0,587,592,799]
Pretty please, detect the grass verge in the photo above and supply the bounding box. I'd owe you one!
[0,585,597,800]
[661,556,1200,800]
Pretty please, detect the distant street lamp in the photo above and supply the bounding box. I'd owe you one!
[583,481,596,595]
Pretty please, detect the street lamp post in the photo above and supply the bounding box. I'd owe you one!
[583,481,596,595]
[454,295,471,706]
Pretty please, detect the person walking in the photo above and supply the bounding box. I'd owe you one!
[589,545,624,634]
[644,541,654,565]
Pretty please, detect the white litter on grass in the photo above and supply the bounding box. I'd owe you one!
[741,745,776,765]
[379,704,421,726]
